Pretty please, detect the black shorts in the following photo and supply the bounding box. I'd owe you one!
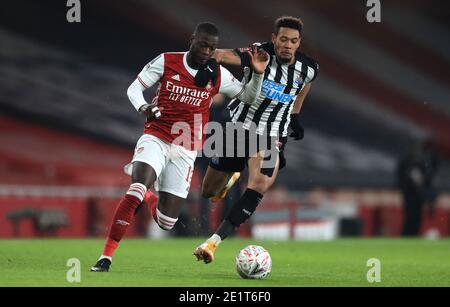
[208,126,288,174]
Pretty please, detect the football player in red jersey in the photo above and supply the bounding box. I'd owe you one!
[90,22,268,272]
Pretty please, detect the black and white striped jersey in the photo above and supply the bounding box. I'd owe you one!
[228,42,319,137]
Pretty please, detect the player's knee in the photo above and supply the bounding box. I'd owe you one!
[250,184,269,195]
[248,178,271,195]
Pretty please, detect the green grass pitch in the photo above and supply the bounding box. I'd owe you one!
[0,238,449,286]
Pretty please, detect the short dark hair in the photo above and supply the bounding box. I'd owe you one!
[274,16,303,35]
[194,22,219,37]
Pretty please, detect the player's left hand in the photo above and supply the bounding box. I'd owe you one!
[248,46,269,74]
[289,113,304,140]
[139,103,163,121]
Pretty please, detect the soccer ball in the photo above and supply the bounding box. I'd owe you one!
[235,245,272,279]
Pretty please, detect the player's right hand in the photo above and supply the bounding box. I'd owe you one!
[139,103,162,121]
[248,46,269,74]
[289,113,304,140]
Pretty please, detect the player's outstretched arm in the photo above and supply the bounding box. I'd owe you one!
[218,48,268,105]
[233,47,269,104]
[219,67,263,105]
[213,49,242,66]
[127,54,164,121]
[288,83,312,140]
[247,46,269,74]
[127,54,164,120]
[292,83,311,114]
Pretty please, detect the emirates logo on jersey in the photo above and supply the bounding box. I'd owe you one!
[166,80,211,106]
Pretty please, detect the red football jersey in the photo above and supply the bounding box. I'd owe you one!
[137,52,221,151]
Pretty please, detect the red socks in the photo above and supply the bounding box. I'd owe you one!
[101,183,146,258]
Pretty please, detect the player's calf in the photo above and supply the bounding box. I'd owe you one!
[134,190,158,216]
[201,180,224,199]
[202,172,240,202]
[247,178,272,195]
[201,168,235,199]
[247,166,278,195]
[226,188,263,228]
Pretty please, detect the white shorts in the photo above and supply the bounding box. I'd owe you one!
[124,134,197,199]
